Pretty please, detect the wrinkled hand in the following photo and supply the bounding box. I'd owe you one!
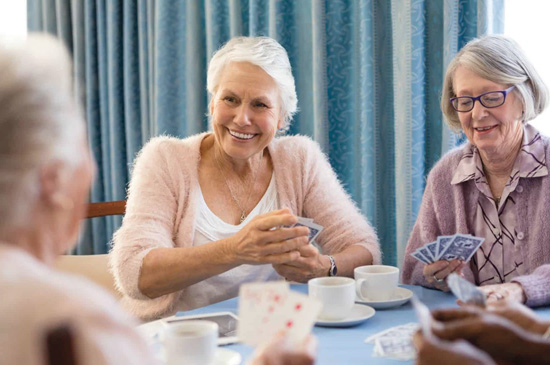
[227,209,310,265]
[434,302,550,337]
[423,260,466,291]
[272,244,329,283]
[413,331,495,365]
[432,311,538,363]
[478,282,526,305]
[249,332,317,365]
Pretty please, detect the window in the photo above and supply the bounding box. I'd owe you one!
[505,0,550,136]
[0,0,27,40]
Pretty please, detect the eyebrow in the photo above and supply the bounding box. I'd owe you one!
[219,89,274,103]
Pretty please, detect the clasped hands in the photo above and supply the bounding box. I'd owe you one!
[226,209,328,282]
[414,301,550,365]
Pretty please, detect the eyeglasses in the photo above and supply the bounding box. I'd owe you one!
[450,86,516,112]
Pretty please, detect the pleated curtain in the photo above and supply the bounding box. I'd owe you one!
[27,0,503,267]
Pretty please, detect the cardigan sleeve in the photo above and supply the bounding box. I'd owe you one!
[512,264,550,307]
[299,138,381,264]
[401,170,441,287]
[109,137,183,318]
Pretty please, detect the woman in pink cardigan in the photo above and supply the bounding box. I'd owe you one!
[110,36,380,319]
[402,35,550,307]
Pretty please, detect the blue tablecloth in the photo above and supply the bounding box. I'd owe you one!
[176,285,550,365]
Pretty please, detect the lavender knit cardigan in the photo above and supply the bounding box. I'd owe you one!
[402,132,550,307]
[110,133,381,319]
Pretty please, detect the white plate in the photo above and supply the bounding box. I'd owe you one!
[315,304,375,327]
[158,348,242,365]
[355,287,413,309]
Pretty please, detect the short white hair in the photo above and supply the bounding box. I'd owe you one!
[0,34,85,233]
[207,36,298,132]
[442,35,549,131]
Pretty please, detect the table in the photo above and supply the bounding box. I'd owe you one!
[174,284,550,365]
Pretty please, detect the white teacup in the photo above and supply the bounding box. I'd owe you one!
[163,320,218,365]
[354,265,399,302]
[308,277,355,320]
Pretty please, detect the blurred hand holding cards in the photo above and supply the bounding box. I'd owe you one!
[447,273,487,307]
[287,216,324,243]
[237,282,322,347]
[410,233,484,264]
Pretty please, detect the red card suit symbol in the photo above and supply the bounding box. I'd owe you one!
[268,306,274,313]
[274,295,280,302]
[295,303,302,311]
[286,320,293,328]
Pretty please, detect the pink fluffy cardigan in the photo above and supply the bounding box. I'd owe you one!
[110,133,381,319]
[402,129,550,307]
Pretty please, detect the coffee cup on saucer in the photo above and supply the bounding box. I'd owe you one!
[163,320,218,365]
[354,265,399,302]
[308,277,355,320]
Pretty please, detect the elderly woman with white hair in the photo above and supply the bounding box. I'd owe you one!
[0,35,157,364]
[110,36,381,319]
[402,35,550,307]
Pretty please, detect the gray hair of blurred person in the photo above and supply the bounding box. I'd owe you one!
[0,34,85,235]
[207,36,298,133]
[442,34,549,132]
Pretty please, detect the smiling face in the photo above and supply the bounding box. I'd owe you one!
[453,66,524,154]
[210,61,282,161]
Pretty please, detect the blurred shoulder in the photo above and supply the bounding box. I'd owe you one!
[270,134,324,159]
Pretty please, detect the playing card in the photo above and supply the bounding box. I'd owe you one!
[410,251,431,265]
[417,246,435,263]
[436,235,455,260]
[447,273,486,307]
[411,295,432,336]
[364,323,419,344]
[425,241,439,261]
[237,281,290,346]
[438,234,484,262]
[374,337,416,361]
[237,282,321,347]
[293,217,324,243]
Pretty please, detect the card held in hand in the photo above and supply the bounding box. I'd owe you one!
[447,273,486,307]
[237,281,322,347]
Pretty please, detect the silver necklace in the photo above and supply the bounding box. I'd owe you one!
[214,149,261,223]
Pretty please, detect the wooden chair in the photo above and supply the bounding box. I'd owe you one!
[54,200,126,299]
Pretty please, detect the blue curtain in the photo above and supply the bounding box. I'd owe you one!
[28,0,503,266]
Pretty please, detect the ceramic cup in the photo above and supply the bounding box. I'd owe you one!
[308,277,356,320]
[163,320,218,365]
[354,265,399,302]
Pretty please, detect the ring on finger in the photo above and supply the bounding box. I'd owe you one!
[432,275,445,285]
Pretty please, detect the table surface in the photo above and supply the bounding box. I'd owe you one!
[172,284,550,365]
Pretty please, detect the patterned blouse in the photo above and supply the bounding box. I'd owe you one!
[451,125,548,285]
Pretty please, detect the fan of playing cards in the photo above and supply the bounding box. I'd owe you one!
[410,233,484,264]
[286,216,324,243]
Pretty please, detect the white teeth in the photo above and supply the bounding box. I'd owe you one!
[476,126,494,131]
[229,130,255,140]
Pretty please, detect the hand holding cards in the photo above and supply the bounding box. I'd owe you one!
[447,273,487,307]
[411,233,484,264]
[237,282,322,347]
[287,216,324,243]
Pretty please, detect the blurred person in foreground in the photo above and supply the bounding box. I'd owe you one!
[403,35,550,306]
[414,301,550,364]
[110,36,380,320]
[0,34,315,365]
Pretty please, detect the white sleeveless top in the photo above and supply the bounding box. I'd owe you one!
[182,173,281,310]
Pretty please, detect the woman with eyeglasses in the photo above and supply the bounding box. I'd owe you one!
[402,35,550,307]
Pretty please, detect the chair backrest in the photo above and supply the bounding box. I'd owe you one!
[86,200,126,218]
[54,200,127,299]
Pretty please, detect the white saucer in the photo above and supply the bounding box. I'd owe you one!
[315,304,375,327]
[158,348,242,365]
[213,348,242,365]
[355,287,413,309]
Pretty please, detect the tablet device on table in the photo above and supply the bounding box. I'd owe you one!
[165,311,239,345]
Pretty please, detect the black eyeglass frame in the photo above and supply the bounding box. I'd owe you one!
[450,86,516,112]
